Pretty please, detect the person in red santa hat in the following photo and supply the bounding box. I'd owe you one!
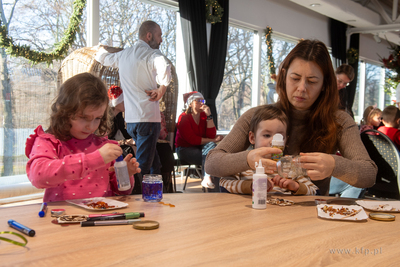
[175,91,223,189]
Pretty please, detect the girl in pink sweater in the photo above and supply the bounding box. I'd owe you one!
[25,73,140,202]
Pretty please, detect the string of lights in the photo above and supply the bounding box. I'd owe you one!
[264,26,275,75]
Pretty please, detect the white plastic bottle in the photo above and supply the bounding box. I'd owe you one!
[114,155,131,191]
[271,133,284,161]
[252,159,268,209]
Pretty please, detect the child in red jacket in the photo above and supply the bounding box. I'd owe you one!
[377,105,400,149]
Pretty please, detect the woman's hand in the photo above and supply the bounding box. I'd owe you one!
[213,135,223,142]
[299,152,335,181]
[200,105,211,116]
[99,143,122,164]
[272,175,299,192]
[247,147,282,174]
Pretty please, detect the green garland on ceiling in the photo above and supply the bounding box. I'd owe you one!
[0,0,86,65]
[264,26,275,75]
[205,0,224,24]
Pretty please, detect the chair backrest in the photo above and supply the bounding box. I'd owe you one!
[57,46,178,134]
[360,129,400,199]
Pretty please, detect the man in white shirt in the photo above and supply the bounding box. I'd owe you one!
[96,21,171,176]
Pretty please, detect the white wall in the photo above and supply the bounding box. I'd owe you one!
[359,34,391,63]
[230,0,329,43]
[229,0,391,63]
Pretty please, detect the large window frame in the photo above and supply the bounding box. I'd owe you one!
[2,0,396,203]
[353,59,388,123]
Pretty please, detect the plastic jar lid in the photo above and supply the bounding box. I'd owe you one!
[132,220,159,230]
[51,209,66,217]
[369,213,395,221]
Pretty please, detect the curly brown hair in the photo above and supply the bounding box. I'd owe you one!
[47,73,111,141]
[276,39,341,153]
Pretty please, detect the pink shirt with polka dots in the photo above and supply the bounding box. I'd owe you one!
[25,126,134,202]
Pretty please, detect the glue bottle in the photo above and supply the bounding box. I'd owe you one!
[252,159,268,209]
[271,133,285,161]
[114,155,131,191]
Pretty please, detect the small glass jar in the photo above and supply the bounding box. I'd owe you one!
[142,174,163,202]
[276,155,307,179]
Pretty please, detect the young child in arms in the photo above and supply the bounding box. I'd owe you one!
[220,105,318,195]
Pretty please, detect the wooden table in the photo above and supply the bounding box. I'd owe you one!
[0,193,398,266]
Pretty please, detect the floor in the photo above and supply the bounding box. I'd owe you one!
[173,172,203,193]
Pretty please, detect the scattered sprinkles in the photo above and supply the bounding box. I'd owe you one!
[159,201,175,207]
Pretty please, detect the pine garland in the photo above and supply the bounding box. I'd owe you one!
[205,0,224,24]
[346,48,359,65]
[0,0,86,65]
[264,26,275,75]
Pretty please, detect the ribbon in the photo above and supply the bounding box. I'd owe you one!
[0,231,28,247]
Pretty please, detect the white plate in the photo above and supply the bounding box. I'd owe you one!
[66,197,128,211]
[317,204,368,221]
[356,200,400,212]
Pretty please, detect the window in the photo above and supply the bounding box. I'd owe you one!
[364,63,382,108]
[0,0,177,200]
[216,26,254,131]
[353,61,388,123]
[384,68,397,107]
[99,0,177,65]
[260,36,297,105]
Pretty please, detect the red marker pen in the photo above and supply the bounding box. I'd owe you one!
[88,212,122,218]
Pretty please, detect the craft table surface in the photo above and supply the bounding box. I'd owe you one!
[0,193,398,266]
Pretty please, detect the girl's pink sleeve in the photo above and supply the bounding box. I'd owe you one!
[27,137,106,189]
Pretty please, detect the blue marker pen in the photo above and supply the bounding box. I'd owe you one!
[38,202,47,217]
[8,220,36,237]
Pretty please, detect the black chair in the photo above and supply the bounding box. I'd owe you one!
[156,142,176,193]
[360,129,400,199]
[172,127,203,191]
[175,155,202,190]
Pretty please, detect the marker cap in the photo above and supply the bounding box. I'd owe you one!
[81,221,95,227]
[125,212,145,219]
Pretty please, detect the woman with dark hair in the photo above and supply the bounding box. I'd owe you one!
[205,40,377,195]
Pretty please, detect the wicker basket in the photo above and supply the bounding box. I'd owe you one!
[57,46,178,133]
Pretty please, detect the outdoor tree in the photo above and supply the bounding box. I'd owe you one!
[1,0,19,176]
[217,26,253,130]
[0,0,176,176]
